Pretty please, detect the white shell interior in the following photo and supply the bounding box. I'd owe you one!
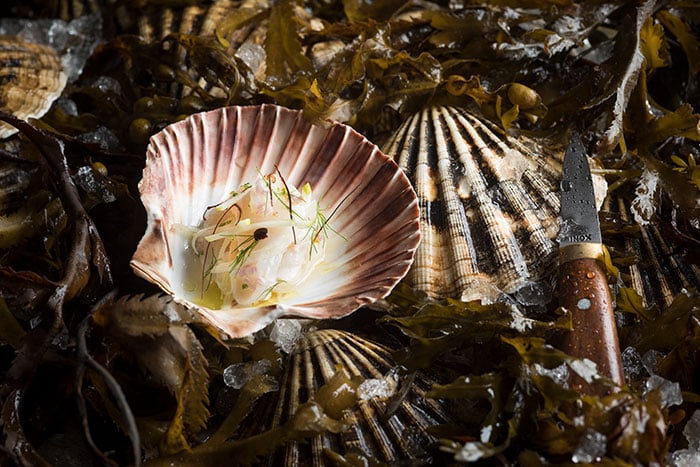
[131,104,420,338]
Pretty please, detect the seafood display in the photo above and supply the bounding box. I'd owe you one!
[130,103,420,339]
[1,1,698,466]
[0,37,67,139]
[383,105,582,304]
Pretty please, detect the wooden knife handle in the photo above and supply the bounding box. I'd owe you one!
[558,257,624,394]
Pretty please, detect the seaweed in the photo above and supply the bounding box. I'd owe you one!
[1,0,700,465]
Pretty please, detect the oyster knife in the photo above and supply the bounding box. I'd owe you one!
[557,133,624,393]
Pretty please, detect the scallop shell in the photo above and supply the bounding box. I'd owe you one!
[383,105,567,304]
[243,328,452,465]
[602,195,700,309]
[0,37,67,139]
[130,104,420,339]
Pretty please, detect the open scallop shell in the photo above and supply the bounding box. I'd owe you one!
[383,106,569,304]
[131,104,420,339]
[0,37,67,139]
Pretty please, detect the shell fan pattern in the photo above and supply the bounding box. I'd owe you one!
[131,104,420,339]
[0,36,67,139]
[383,105,568,305]
[240,329,455,465]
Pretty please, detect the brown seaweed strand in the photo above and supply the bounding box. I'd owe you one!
[77,299,141,467]
[0,112,114,465]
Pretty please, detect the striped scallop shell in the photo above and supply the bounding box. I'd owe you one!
[251,329,452,465]
[602,195,700,310]
[131,104,420,339]
[0,37,67,139]
[382,105,564,304]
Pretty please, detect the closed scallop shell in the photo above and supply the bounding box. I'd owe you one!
[383,105,566,304]
[131,104,420,339]
[602,194,700,310]
[252,328,453,465]
[0,37,67,139]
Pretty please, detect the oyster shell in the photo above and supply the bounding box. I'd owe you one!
[0,37,67,139]
[383,105,567,304]
[242,328,452,464]
[131,104,420,339]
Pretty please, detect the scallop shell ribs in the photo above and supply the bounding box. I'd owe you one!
[131,104,420,339]
[383,106,563,304]
[253,329,453,465]
[0,37,67,139]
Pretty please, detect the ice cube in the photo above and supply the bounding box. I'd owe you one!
[269,319,304,354]
[684,410,700,451]
[645,374,683,408]
[223,359,273,389]
[641,349,664,374]
[621,346,646,380]
[666,410,700,466]
[357,368,399,400]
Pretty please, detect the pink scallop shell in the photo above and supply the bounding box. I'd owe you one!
[131,104,420,338]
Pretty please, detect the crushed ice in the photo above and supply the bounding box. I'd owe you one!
[0,14,104,83]
[223,359,275,390]
[513,281,551,307]
[621,346,646,381]
[645,374,683,408]
[667,410,700,466]
[74,166,117,203]
[622,347,683,408]
[76,126,123,152]
[268,319,304,354]
[631,168,659,225]
[357,367,399,400]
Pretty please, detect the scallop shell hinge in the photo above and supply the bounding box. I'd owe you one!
[383,105,564,304]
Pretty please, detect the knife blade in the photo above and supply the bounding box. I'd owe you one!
[558,132,624,393]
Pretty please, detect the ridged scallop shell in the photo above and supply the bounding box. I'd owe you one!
[602,195,700,309]
[134,0,237,43]
[131,104,420,339]
[0,37,67,139]
[245,329,452,465]
[383,105,565,304]
[128,0,255,100]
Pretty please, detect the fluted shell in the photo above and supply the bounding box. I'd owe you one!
[250,329,452,465]
[0,37,67,139]
[383,106,566,304]
[131,104,420,339]
[131,0,254,99]
[602,195,700,310]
